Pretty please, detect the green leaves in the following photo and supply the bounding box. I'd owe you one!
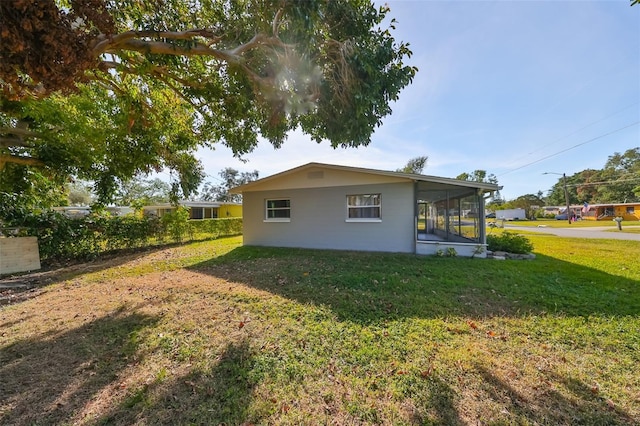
[487,231,534,254]
[2,0,416,206]
[547,148,640,205]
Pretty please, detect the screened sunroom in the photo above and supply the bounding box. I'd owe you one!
[415,180,491,256]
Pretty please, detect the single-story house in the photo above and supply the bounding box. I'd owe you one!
[231,163,500,257]
[143,201,242,220]
[53,206,133,218]
[542,203,640,221]
[581,202,640,221]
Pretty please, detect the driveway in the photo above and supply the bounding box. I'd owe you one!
[502,224,640,241]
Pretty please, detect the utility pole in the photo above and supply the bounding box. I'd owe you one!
[544,172,572,225]
[562,173,571,225]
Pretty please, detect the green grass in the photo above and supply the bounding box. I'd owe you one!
[497,218,636,228]
[1,235,638,425]
[605,227,640,234]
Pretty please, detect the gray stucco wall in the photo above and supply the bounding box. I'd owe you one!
[242,182,415,253]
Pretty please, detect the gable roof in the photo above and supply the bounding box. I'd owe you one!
[231,162,500,193]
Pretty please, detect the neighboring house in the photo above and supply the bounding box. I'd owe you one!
[52,206,133,218]
[542,206,562,216]
[142,201,242,220]
[542,203,640,221]
[231,163,500,257]
[580,202,640,221]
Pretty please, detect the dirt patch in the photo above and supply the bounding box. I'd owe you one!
[0,248,167,306]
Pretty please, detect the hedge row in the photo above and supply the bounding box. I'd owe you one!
[9,209,242,263]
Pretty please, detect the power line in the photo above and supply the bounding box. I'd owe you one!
[498,120,640,177]
[564,177,640,188]
[501,101,639,170]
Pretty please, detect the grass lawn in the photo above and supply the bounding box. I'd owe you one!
[605,228,640,234]
[1,235,638,425]
[496,219,639,228]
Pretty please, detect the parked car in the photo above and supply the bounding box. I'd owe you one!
[485,212,496,218]
[556,213,581,221]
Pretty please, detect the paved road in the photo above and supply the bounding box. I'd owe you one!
[502,224,640,241]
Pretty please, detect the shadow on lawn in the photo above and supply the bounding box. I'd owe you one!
[474,365,635,425]
[0,304,259,425]
[187,246,640,322]
[96,340,259,425]
[0,307,158,425]
[0,243,185,307]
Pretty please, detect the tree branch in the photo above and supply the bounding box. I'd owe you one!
[103,39,237,62]
[92,74,130,97]
[92,29,223,55]
[0,127,42,139]
[227,33,290,56]
[101,61,121,69]
[0,154,45,168]
[97,30,290,64]
[272,8,284,37]
[0,137,34,148]
[124,56,203,89]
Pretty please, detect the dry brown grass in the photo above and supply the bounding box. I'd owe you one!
[1,236,638,425]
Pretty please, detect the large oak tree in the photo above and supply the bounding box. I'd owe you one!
[0,0,416,205]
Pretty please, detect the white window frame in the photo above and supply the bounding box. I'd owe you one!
[346,193,382,222]
[264,198,291,222]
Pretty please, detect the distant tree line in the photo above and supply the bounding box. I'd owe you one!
[545,148,639,205]
[486,148,639,219]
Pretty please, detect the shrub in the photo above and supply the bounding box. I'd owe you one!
[188,217,243,238]
[161,206,190,243]
[486,231,533,254]
[14,210,104,261]
[5,208,243,263]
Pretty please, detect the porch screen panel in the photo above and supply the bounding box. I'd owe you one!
[459,194,480,241]
[419,191,481,243]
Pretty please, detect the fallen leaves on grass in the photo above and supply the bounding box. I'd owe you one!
[420,366,434,378]
[606,399,615,410]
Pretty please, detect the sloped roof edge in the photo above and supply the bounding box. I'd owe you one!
[231,162,500,193]
[142,201,241,209]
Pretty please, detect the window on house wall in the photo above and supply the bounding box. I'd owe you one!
[627,206,635,214]
[190,208,204,220]
[346,194,381,221]
[265,199,291,221]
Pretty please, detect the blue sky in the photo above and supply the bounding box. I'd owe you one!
[194,0,639,201]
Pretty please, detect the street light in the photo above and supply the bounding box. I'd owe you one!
[543,172,571,225]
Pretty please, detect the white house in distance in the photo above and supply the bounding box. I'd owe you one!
[231,163,500,257]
